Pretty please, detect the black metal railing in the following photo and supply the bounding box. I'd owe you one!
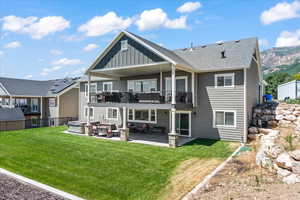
[0,117,78,131]
[90,90,192,104]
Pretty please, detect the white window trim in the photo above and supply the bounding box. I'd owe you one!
[106,107,119,120]
[127,109,157,124]
[103,82,113,92]
[127,79,158,93]
[214,73,235,88]
[84,106,94,119]
[85,83,97,97]
[213,110,237,128]
[169,110,192,137]
[165,76,188,92]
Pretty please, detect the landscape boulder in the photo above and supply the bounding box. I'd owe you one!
[266,144,284,159]
[290,150,300,161]
[282,174,300,184]
[276,153,294,170]
[292,161,300,174]
[277,167,292,177]
[275,114,284,121]
[259,128,272,135]
[248,127,259,135]
[284,115,297,121]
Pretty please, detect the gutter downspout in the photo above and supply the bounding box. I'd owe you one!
[243,68,248,143]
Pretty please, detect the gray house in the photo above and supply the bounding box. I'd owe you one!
[0,77,79,127]
[80,31,263,146]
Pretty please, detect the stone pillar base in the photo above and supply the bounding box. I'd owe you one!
[168,133,179,148]
[120,128,129,141]
[85,125,92,136]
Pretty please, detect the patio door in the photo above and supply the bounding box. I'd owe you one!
[170,111,191,137]
[31,98,39,112]
[165,76,187,101]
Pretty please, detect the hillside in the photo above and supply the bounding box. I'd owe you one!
[261,45,300,75]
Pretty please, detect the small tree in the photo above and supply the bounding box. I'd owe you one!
[265,72,292,99]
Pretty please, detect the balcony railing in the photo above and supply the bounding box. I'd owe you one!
[15,105,40,114]
[90,90,192,104]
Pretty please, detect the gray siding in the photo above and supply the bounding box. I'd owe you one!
[246,59,260,124]
[59,88,79,118]
[94,35,165,70]
[192,70,245,142]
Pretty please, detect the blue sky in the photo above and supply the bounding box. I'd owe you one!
[0,0,300,80]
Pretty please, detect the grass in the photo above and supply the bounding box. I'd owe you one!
[0,126,234,200]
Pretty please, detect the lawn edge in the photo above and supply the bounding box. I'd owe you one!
[0,168,84,200]
[181,144,243,200]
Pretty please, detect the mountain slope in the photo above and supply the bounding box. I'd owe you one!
[261,45,300,75]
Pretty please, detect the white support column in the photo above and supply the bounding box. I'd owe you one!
[40,97,43,119]
[160,69,163,95]
[9,96,13,108]
[171,64,176,105]
[87,73,91,125]
[191,71,195,106]
[123,107,127,129]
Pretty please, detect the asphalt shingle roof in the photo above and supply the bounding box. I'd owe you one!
[0,77,78,97]
[0,107,25,121]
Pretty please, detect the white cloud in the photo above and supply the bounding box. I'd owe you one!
[25,74,33,79]
[0,51,4,56]
[261,1,300,25]
[177,2,202,13]
[78,12,132,37]
[135,8,187,31]
[50,49,63,56]
[2,15,70,39]
[275,29,300,47]
[40,66,62,76]
[83,43,99,51]
[4,41,21,48]
[259,38,269,47]
[52,58,82,66]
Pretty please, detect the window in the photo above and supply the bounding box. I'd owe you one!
[85,107,94,118]
[85,83,97,97]
[106,107,119,120]
[121,40,128,51]
[15,98,27,107]
[127,79,157,93]
[215,73,234,87]
[49,98,56,107]
[103,82,113,92]
[214,110,236,127]
[4,98,9,105]
[128,109,157,123]
[31,98,39,112]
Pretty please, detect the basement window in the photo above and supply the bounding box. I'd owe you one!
[121,40,128,51]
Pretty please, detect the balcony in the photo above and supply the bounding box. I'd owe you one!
[89,91,193,109]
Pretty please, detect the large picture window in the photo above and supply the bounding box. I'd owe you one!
[127,79,157,93]
[128,109,157,123]
[85,83,97,97]
[214,110,236,127]
[103,82,113,92]
[215,73,234,88]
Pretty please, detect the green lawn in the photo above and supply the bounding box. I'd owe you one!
[0,126,234,200]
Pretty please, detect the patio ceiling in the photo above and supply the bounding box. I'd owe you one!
[90,62,171,78]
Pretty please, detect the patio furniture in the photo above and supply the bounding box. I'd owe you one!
[135,123,150,133]
[152,126,166,134]
[67,121,86,134]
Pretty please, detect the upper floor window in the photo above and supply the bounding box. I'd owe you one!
[15,98,27,107]
[215,73,234,88]
[85,83,97,97]
[121,40,128,51]
[103,82,113,92]
[128,79,157,93]
[49,98,56,107]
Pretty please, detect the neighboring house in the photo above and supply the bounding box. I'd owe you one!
[0,107,25,131]
[80,30,263,146]
[0,77,79,127]
[278,80,300,101]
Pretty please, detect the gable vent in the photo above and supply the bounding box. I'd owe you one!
[235,40,240,43]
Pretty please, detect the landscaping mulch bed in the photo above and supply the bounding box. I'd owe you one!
[0,173,65,200]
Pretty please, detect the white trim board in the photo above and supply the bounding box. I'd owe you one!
[0,168,84,200]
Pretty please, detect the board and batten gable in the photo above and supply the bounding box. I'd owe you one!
[193,70,245,142]
[93,35,165,70]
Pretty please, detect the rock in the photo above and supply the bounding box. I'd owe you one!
[293,111,300,116]
[295,126,300,132]
[290,150,300,161]
[276,109,284,115]
[292,161,300,174]
[277,167,292,177]
[268,130,280,137]
[283,110,293,115]
[295,107,300,111]
[279,120,292,128]
[259,128,272,135]
[284,115,297,121]
[275,114,284,120]
[276,152,294,170]
[282,174,300,184]
[248,127,259,134]
[248,133,258,140]
[266,144,284,159]
[268,120,278,127]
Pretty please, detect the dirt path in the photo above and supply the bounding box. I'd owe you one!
[192,151,300,200]
[0,173,65,200]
